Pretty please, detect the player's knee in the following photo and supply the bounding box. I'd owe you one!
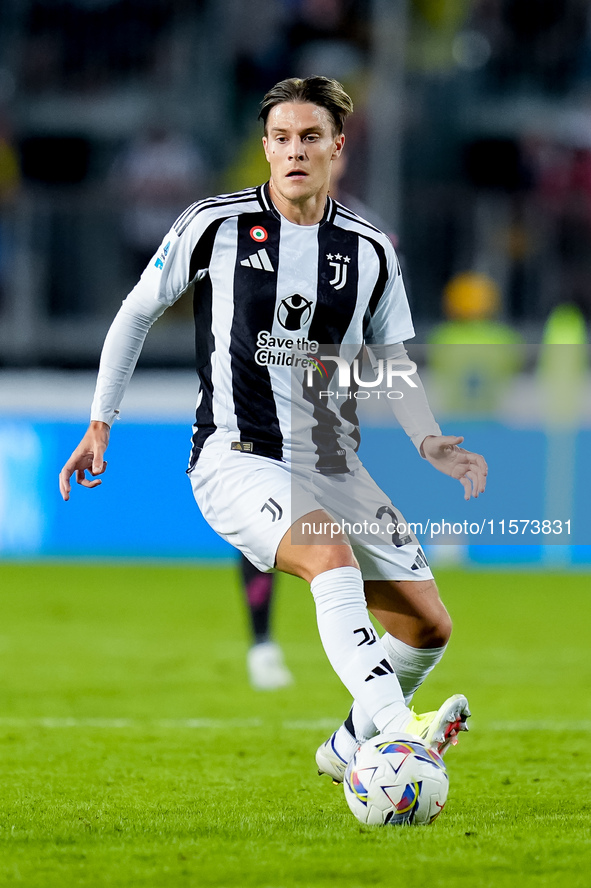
[307,544,359,581]
[417,610,453,648]
[276,538,358,583]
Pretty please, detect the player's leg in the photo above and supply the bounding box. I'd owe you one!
[312,467,469,780]
[239,554,293,690]
[276,512,414,745]
[190,450,429,761]
[342,577,453,745]
[191,450,410,727]
[318,576,465,780]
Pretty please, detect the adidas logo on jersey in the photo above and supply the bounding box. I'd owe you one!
[241,248,274,272]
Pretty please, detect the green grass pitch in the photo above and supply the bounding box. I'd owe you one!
[0,562,590,887]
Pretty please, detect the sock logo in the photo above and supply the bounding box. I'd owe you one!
[364,658,395,682]
[354,627,377,647]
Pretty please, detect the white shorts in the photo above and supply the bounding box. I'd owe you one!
[188,444,433,582]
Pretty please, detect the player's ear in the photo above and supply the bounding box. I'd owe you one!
[262,136,270,161]
[332,134,345,160]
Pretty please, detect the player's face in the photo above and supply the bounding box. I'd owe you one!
[262,102,345,212]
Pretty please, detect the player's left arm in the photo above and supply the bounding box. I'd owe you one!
[365,237,487,500]
[369,343,488,500]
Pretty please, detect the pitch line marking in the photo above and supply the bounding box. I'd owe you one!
[1,718,590,731]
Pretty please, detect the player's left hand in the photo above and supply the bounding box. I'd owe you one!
[421,435,488,501]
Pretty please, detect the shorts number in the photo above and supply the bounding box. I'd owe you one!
[375,505,412,548]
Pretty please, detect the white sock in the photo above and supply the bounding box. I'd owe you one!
[310,567,408,732]
[348,703,378,744]
[382,635,447,704]
[347,636,447,741]
[331,723,360,763]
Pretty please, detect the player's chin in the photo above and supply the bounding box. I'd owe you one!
[283,175,312,193]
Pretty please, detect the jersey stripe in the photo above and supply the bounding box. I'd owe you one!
[335,206,382,235]
[364,237,389,323]
[188,273,216,467]
[173,188,260,236]
[230,211,284,460]
[304,222,360,473]
[258,182,272,212]
[187,218,227,467]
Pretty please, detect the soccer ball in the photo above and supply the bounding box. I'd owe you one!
[343,733,449,826]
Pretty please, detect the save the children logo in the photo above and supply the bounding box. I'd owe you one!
[254,330,319,367]
[277,294,314,331]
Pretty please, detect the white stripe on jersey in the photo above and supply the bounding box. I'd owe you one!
[209,217,239,437]
[272,217,321,467]
[174,187,259,236]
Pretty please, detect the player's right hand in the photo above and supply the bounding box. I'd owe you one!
[59,421,111,501]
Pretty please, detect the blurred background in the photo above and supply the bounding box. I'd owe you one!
[0,0,590,565]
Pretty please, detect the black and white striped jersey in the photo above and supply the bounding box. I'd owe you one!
[91,182,418,473]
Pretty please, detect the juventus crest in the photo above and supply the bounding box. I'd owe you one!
[326,252,350,290]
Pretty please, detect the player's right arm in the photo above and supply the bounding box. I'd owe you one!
[59,420,110,501]
[58,200,215,501]
[58,271,172,502]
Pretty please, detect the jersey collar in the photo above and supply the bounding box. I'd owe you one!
[259,181,335,225]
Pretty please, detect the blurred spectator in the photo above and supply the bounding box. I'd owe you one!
[286,0,368,80]
[109,124,209,282]
[481,0,589,95]
[231,0,369,126]
[329,150,397,243]
[233,0,291,117]
[428,271,524,415]
[0,109,21,311]
[22,0,177,93]
[534,139,591,319]
[538,301,588,426]
[0,112,20,204]
[408,0,470,72]
[287,0,370,57]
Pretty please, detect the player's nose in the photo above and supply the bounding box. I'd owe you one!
[288,141,305,161]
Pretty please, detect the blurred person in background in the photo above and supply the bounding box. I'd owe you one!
[428,271,524,416]
[241,555,293,690]
[109,124,209,285]
[536,140,591,320]
[0,109,21,311]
